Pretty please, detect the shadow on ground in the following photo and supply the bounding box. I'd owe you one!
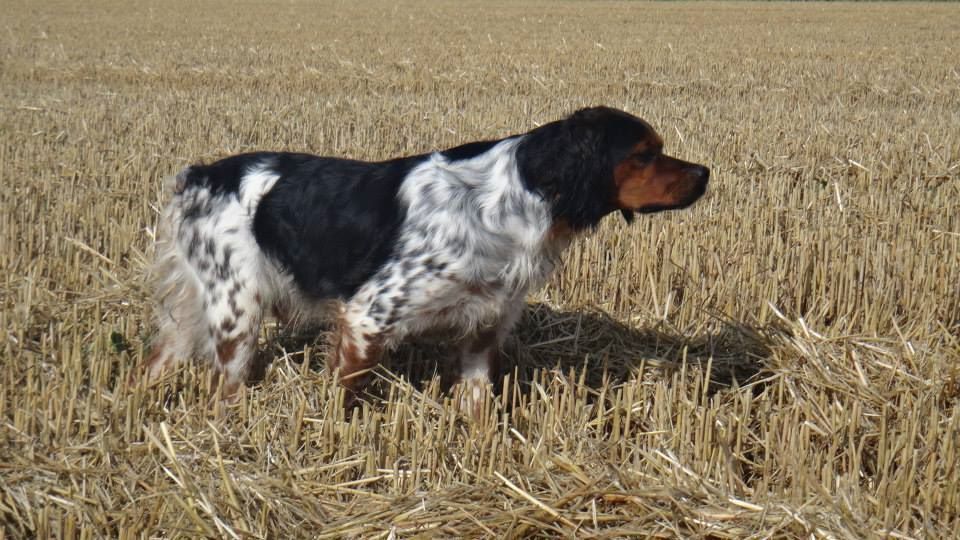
[258,302,774,398]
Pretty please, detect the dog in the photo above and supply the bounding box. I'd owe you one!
[142,106,709,409]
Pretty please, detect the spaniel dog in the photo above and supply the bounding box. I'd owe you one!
[143,106,709,409]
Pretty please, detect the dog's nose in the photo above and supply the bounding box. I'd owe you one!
[693,165,710,185]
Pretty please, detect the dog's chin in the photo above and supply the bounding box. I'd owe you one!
[628,195,706,218]
[634,203,686,215]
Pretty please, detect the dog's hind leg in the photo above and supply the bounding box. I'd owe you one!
[196,204,272,399]
[328,300,388,405]
[204,268,266,399]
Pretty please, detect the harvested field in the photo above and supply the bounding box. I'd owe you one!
[2,0,959,537]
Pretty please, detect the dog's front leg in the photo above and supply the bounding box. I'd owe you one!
[455,294,525,416]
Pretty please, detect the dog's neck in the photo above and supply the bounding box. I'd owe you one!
[397,137,563,292]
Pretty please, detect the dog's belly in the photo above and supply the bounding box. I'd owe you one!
[382,274,521,339]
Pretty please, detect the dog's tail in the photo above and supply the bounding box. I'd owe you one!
[139,166,209,381]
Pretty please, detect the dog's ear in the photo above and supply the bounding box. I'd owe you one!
[515,111,616,230]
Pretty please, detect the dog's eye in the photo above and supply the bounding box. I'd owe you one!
[632,152,655,165]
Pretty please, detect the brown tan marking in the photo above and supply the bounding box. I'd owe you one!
[329,314,384,402]
[613,142,706,211]
[216,333,246,366]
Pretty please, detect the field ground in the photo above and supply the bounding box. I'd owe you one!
[2,0,959,537]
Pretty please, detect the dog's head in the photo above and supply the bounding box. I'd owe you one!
[516,106,709,230]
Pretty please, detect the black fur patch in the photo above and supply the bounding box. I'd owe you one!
[441,138,511,162]
[252,153,427,299]
[516,107,652,230]
[182,153,295,195]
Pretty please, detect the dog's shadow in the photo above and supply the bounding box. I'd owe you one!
[507,303,772,392]
[258,302,773,397]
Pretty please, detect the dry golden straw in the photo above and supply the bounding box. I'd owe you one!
[1,0,958,537]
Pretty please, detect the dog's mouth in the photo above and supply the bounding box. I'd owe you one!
[620,200,698,222]
[621,200,702,223]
